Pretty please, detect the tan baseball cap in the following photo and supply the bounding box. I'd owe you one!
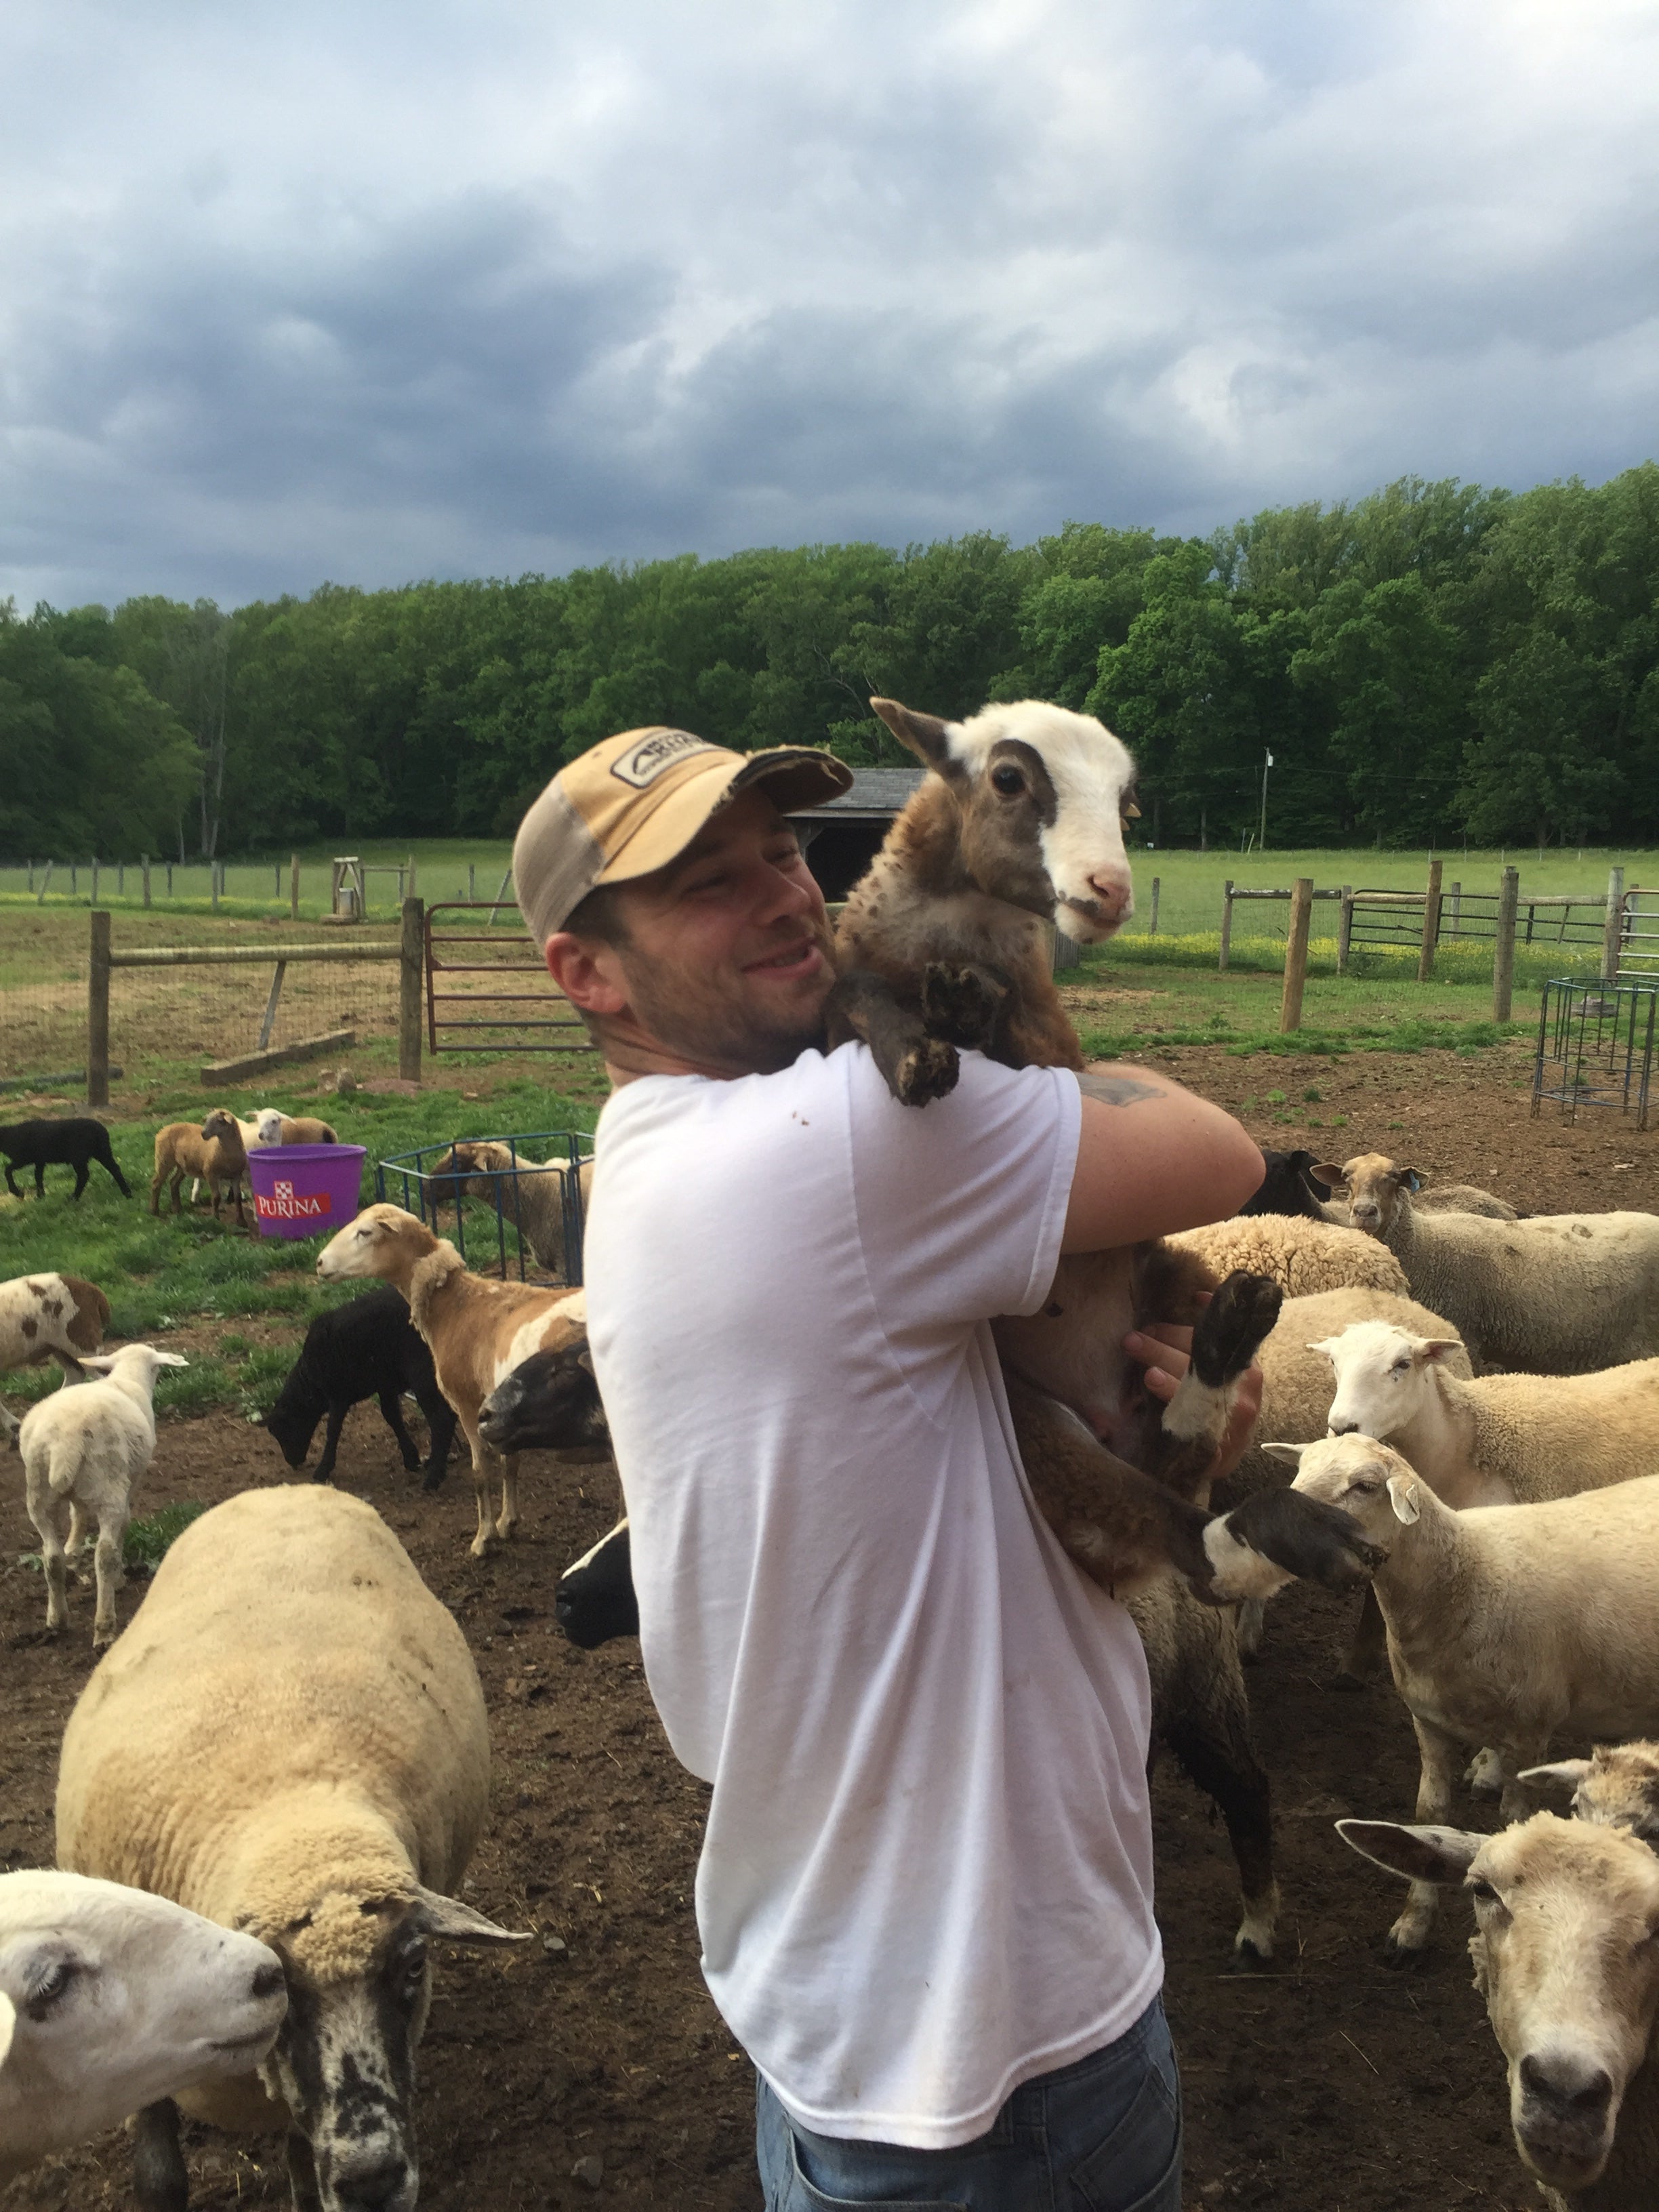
[512,726,854,944]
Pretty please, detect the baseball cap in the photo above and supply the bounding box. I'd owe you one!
[513,726,853,944]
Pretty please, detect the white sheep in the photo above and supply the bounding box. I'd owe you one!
[1522,1737,1659,1848]
[1315,1153,1659,1372]
[1165,1212,1408,1300]
[1268,1434,1659,1954]
[0,1271,110,1376]
[1317,1322,1659,1509]
[54,1483,529,2210]
[0,1869,285,2188]
[1338,1812,1659,2211]
[18,1344,188,1647]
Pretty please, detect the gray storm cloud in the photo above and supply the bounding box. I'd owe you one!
[1,0,1656,607]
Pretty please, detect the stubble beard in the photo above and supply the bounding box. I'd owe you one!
[619,912,839,1075]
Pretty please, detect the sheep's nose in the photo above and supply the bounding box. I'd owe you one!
[1328,1418,1359,1436]
[251,1962,285,2001]
[1086,872,1132,918]
[1519,2052,1613,2118]
[334,2154,411,2210]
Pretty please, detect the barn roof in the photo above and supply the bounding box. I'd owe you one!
[787,767,924,822]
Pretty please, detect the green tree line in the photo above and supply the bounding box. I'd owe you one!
[5,464,1658,859]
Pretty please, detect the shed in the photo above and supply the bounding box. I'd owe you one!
[788,767,923,901]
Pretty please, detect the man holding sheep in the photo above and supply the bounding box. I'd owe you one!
[515,726,1265,2212]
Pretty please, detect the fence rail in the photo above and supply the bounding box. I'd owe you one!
[424,902,592,1055]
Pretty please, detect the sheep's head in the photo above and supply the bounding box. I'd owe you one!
[315,1205,436,1284]
[201,1109,247,1155]
[1521,1741,1659,1849]
[253,1109,286,1145]
[869,696,1138,942]
[1266,1432,1414,1547]
[1313,1320,1465,1440]
[1312,1153,1418,1237]
[252,1885,528,2212]
[424,1143,497,1203]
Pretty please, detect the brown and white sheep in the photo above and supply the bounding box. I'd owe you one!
[0,1273,110,1379]
[316,1204,585,1556]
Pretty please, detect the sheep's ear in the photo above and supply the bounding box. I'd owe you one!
[1385,1472,1420,1523]
[152,1351,190,1368]
[79,1354,116,1374]
[1393,1166,1421,1192]
[0,1988,14,2070]
[1307,1337,1340,1362]
[1309,1163,1347,1191]
[868,697,956,774]
[1413,1338,1464,1367]
[1336,1819,1483,1886]
[1518,1759,1593,1793]
[1261,1441,1305,1465]
[408,1887,533,1946]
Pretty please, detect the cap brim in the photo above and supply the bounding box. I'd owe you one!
[594,749,853,888]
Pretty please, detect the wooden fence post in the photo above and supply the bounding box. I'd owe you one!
[1281,878,1313,1033]
[1494,865,1520,1023]
[142,854,151,908]
[290,852,300,922]
[399,898,424,1084]
[1603,865,1626,982]
[1418,859,1443,982]
[1218,879,1234,971]
[211,861,220,912]
[87,911,111,1107]
[1447,879,1460,938]
[90,858,99,905]
[1337,885,1353,973]
[1148,876,1160,934]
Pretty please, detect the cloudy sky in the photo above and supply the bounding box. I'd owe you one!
[3,0,1657,611]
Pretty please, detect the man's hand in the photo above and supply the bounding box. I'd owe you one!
[1124,1320,1264,1486]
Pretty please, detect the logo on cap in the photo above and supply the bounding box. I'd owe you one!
[610,729,720,790]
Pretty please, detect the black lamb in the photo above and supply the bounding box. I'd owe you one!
[262,1287,459,1488]
[1237,1147,1329,1221]
[0,1118,132,1201]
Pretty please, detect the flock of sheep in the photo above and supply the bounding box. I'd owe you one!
[8,1128,1659,2207]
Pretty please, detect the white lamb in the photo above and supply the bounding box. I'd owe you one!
[1268,1433,1659,1954]
[0,1869,286,2188]
[1317,1321,1659,1509]
[1315,1153,1659,1372]
[18,1344,188,1647]
[55,1483,529,2210]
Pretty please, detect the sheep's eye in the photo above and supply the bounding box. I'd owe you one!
[1470,1880,1499,1906]
[1391,1361,1410,1376]
[991,764,1025,796]
[400,1943,428,1994]
[1349,1478,1381,1496]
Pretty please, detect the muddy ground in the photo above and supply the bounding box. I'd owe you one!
[5,1040,1657,2211]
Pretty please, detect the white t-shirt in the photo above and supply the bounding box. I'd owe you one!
[583,1043,1162,2150]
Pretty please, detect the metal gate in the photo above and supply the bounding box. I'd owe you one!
[424,901,592,1054]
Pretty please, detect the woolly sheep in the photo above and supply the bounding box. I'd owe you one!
[1523,1738,1659,1849]
[55,1485,529,2210]
[0,1272,110,1377]
[1318,1322,1659,1509]
[0,1869,285,2188]
[1164,1212,1408,1300]
[316,1204,587,1555]
[1269,1435,1659,1954]
[1313,1153,1659,1372]
[1338,1812,1659,2211]
[18,1344,188,1647]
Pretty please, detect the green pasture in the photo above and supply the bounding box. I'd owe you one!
[0,1073,596,1420]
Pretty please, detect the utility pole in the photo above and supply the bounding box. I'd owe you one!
[1258,749,1273,853]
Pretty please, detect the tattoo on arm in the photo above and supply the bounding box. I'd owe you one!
[1077,1070,1163,1109]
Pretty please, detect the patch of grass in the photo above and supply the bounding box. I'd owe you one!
[236,1344,295,1418]
[123,1499,207,1569]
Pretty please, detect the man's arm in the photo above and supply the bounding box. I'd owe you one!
[1061,1065,1263,1252]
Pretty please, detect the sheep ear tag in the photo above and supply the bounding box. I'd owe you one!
[1385,1473,1420,1524]
[407,1885,534,1946]
[0,1988,14,2069]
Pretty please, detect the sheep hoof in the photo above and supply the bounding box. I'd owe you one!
[920,961,1006,1049]
[893,1038,959,1105]
[1191,1271,1282,1388]
[1381,1934,1429,1971]
[421,1467,449,1494]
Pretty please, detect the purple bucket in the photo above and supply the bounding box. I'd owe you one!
[247,1144,367,1241]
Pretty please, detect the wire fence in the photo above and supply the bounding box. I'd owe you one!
[0,853,514,922]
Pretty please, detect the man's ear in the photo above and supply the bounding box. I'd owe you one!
[545,933,629,1017]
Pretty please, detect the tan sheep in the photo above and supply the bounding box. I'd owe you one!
[54,1484,527,2209]
[1166,1212,1408,1299]
[150,1112,248,1225]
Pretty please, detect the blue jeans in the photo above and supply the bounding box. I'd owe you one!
[754,1995,1181,2211]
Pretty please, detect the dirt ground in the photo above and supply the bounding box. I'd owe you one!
[6,1041,1658,2211]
